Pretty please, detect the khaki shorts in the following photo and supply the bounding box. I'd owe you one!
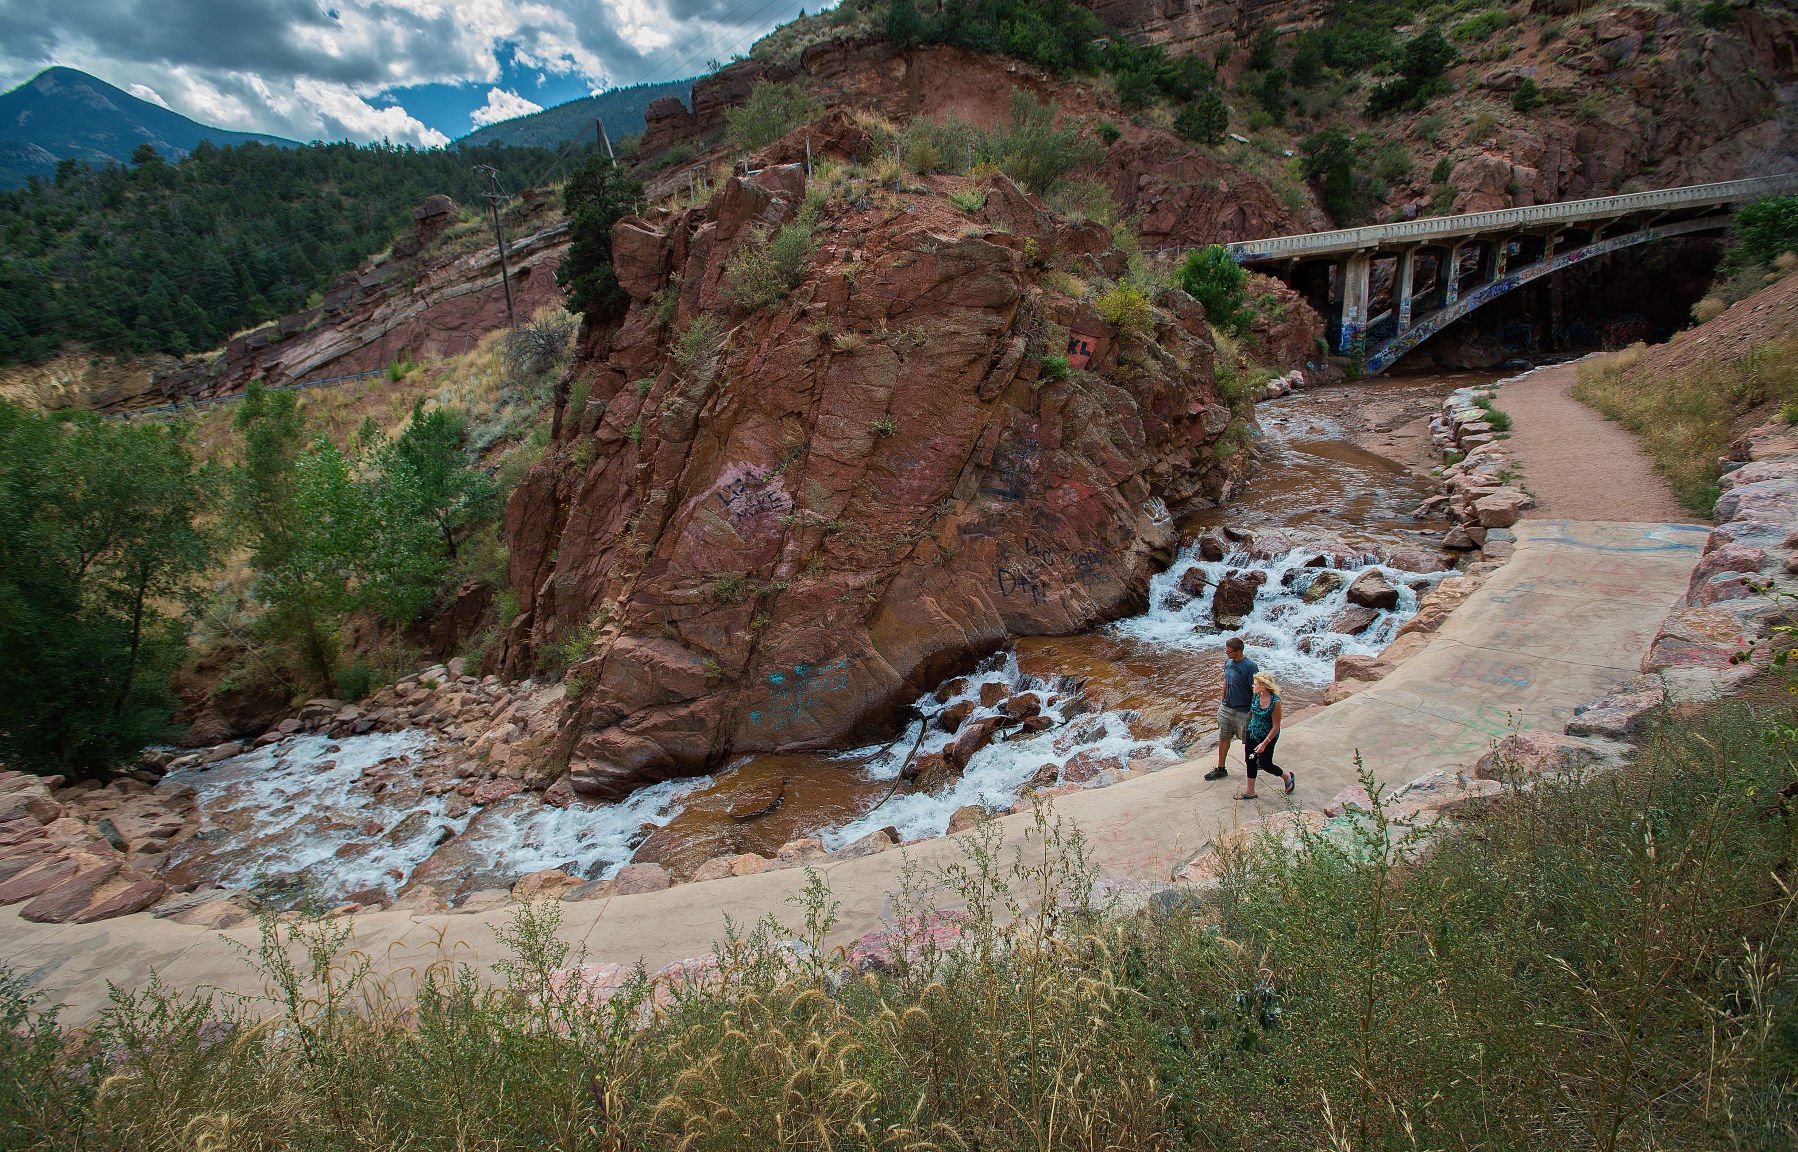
[1217,706,1250,743]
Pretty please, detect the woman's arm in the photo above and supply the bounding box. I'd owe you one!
[1260,699,1282,749]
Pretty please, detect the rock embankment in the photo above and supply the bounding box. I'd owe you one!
[505,165,1286,804]
[0,769,188,924]
[1637,419,1798,692]
[1426,382,1534,559]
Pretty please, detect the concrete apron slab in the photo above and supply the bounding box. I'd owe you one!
[1,520,1703,1022]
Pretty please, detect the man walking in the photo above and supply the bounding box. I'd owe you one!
[1206,637,1257,781]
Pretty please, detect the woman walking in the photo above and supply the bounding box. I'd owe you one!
[1236,671,1294,800]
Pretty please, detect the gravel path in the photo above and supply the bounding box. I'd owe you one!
[1500,360,1703,523]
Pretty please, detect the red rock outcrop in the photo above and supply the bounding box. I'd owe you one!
[1077,0,1329,61]
[635,41,1309,245]
[503,167,1246,798]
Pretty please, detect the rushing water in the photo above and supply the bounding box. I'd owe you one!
[170,377,1460,900]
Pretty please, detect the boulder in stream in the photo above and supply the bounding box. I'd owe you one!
[1346,571,1400,611]
[1211,570,1268,628]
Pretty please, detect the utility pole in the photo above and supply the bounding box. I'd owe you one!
[473,164,516,328]
[596,117,616,168]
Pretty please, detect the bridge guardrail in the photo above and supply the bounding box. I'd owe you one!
[1226,175,1798,262]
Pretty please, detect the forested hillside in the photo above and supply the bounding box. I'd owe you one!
[0,140,560,365]
[458,80,694,150]
[0,67,296,188]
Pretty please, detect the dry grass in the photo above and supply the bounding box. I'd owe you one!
[5,707,1795,1150]
[1574,336,1798,514]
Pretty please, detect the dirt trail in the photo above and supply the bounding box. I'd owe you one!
[1500,360,1703,523]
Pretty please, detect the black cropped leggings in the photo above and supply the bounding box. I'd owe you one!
[1246,732,1281,780]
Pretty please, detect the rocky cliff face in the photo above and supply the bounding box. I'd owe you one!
[638,41,1311,247]
[1433,4,1798,215]
[502,167,1250,799]
[1078,0,1327,59]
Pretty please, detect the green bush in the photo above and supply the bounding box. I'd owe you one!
[6,707,1795,1149]
[1096,119,1121,144]
[1510,77,1544,112]
[1733,195,1798,269]
[1254,66,1289,121]
[672,314,727,378]
[1039,353,1071,379]
[1366,27,1457,117]
[725,81,819,150]
[1373,141,1412,184]
[1177,245,1250,334]
[724,216,818,310]
[1431,155,1455,183]
[1698,0,1735,27]
[885,0,922,45]
[1096,281,1155,334]
[899,114,982,175]
[1175,90,1230,146]
[948,188,987,213]
[989,90,1101,195]
[1302,127,1359,221]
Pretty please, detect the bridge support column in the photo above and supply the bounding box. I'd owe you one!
[1395,247,1417,331]
[1336,252,1372,355]
[1444,243,1464,307]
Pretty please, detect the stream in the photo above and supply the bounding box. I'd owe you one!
[166,375,1474,903]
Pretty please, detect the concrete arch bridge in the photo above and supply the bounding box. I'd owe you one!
[1226,175,1798,375]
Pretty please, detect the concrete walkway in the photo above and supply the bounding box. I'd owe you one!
[0,519,1705,1021]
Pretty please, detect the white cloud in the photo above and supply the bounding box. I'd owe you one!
[291,77,450,146]
[0,0,817,144]
[469,87,542,129]
[126,82,169,108]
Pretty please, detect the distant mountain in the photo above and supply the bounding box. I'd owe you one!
[458,80,694,151]
[0,67,296,188]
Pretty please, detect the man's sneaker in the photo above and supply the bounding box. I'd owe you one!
[1204,766,1228,781]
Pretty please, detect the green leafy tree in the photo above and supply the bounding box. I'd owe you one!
[1732,195,1798,268]
[556,152,643,325]
[360,404,498,624]
[1175,91,1230,147]
[1256,66,1289,122]
[1367,28,1457,116]
[1302,128,1359,221]
[887,0,923,46]
[0,403,214,777]
[1178,245,1250,334]
[231,382,350,689]
[232,389,501,688]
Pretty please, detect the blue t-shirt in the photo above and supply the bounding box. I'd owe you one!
[1222,656,1258,710]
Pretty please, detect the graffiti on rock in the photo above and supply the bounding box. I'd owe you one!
[750,657,854,732]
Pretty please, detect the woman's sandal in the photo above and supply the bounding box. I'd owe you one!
[1234,791,1258,801]
[1284,771,1297,796]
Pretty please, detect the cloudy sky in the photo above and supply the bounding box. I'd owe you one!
[0,0,815,146]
